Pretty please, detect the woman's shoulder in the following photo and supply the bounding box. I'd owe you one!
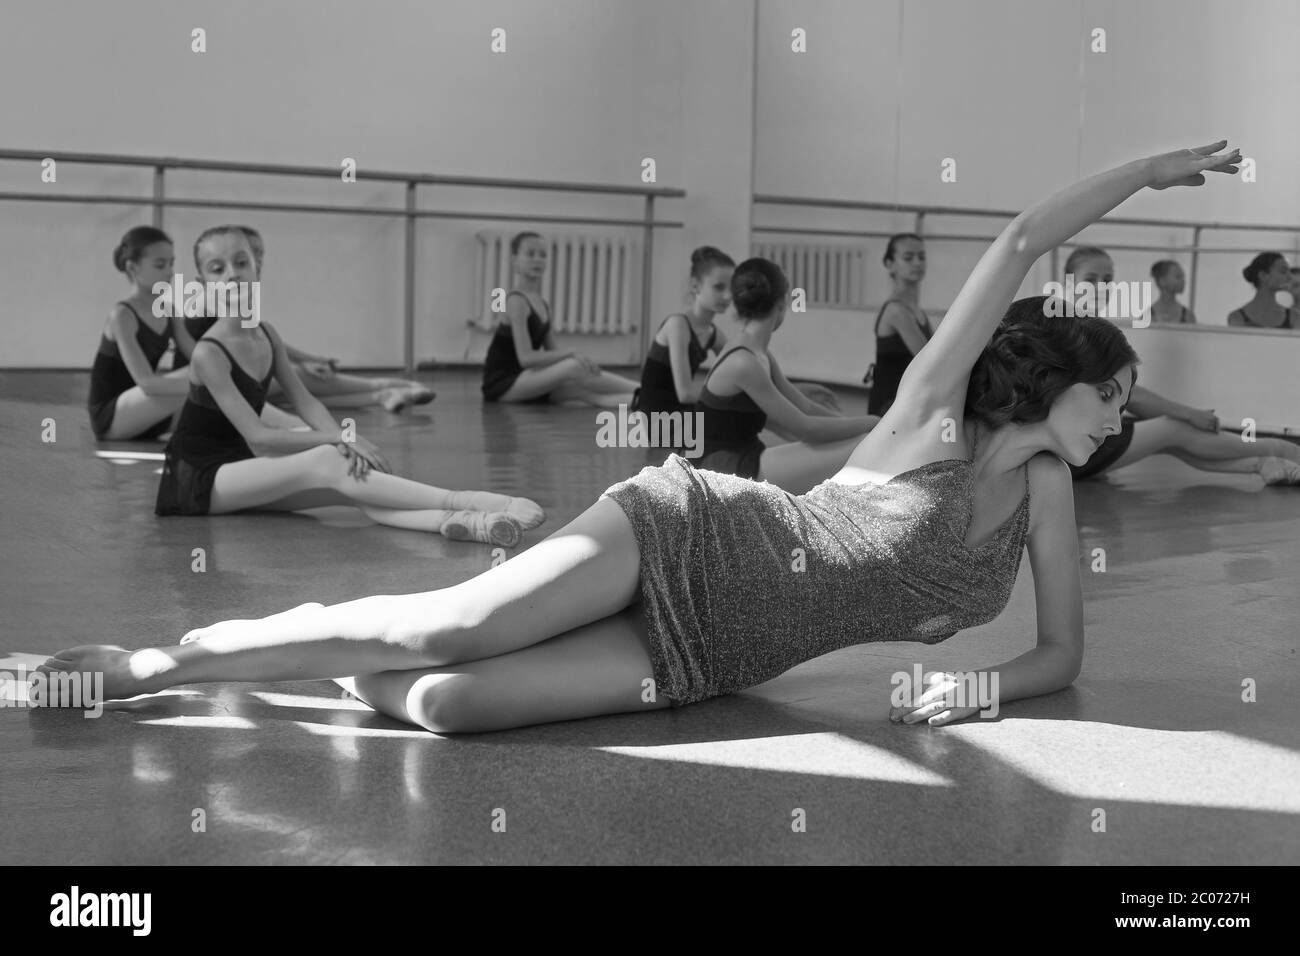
[709,342,767,379]
[1025,452,1073,530]
[658,312,691,340]
[877,300,924,332]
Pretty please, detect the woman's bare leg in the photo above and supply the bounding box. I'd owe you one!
[208,446,539,521]
[342,603,672,734]
[1105,418,1300,473]
[759,434,869,494]
[101,388,183,440]
[547,372,637,409]
[497,359,587,402]
[269,367,433,411]
[37,497,641,699]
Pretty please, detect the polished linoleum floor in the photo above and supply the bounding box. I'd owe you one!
[1,368,1297,865]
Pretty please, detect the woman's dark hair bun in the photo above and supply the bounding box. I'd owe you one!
[1242,252,1284,287]
[730,257,789,319]
[113,225,172,274]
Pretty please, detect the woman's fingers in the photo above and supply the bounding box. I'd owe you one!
[1191,139,1229,155]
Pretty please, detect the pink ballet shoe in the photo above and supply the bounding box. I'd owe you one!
[440,511,523,548]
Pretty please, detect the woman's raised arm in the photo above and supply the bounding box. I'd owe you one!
[899,143,1239,414]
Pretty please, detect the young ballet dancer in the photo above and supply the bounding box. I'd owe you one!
[693,260,878,492]
[631,246,732,415]
[1227,252,1296,329]
[87,227,195,440]
[1063,246,1300,484]
[41,142,1246,733]
[1147,260,1197,324]
[154,225,546,546]
[632,246,842,428]
[481,232,640,407]
[865,233,935,416]
[173,226,434,413]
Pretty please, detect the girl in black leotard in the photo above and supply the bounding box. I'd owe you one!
[1228,252,1297,330]
[866,234,934,416]
[1147,260,1197,325]
[155,225,547,546]
[480,232,639,406]
[695,259,878,492]
[172,225,433,413]
[632,247,732,416]
[87,227,198,440]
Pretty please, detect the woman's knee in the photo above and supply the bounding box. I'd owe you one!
[386,592,481,665]
[411,673,485,733]
[303,444,353,486]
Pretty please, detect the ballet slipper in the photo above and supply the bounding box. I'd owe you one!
[409,385,436,405]
[440,511,523,548]
[1257,457,1300,486]
[376,387,409,413]
[447,492,545,529]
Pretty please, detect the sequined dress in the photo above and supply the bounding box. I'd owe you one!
[600,429,1031,706]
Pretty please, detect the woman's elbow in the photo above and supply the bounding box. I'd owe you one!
[245,429,273,457]
[1056,645,1084,685]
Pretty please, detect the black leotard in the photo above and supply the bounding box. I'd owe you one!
[1229,306,1296,330]
[86,302,175,439]
[481,292,553,402]
[695,347,768,479]
[155,330,276,516]
[867,300,932,416]
[633,315,719,415]
[169,315,220,370]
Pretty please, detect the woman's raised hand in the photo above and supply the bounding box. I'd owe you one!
[1147,141,1241,190]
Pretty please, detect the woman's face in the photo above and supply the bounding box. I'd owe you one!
[694,266,733,313]
[1158,264,1185,295]
[1043,365,1135,465]
[1070,254,1114,317]
[886,239,926,283]
[1260,256,1291,292]
[129,241,175,289]
[196,232,258,313]
[515,237,548,279]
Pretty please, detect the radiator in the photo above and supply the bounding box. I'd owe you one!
[475,232,637,334]
[751,242,868,307]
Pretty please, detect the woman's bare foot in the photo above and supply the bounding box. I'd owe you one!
[180,602,326,645]
[1257,457,1300,485]
[35,645,174,702]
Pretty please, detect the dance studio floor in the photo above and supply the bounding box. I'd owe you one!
[1,368,1297,865]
